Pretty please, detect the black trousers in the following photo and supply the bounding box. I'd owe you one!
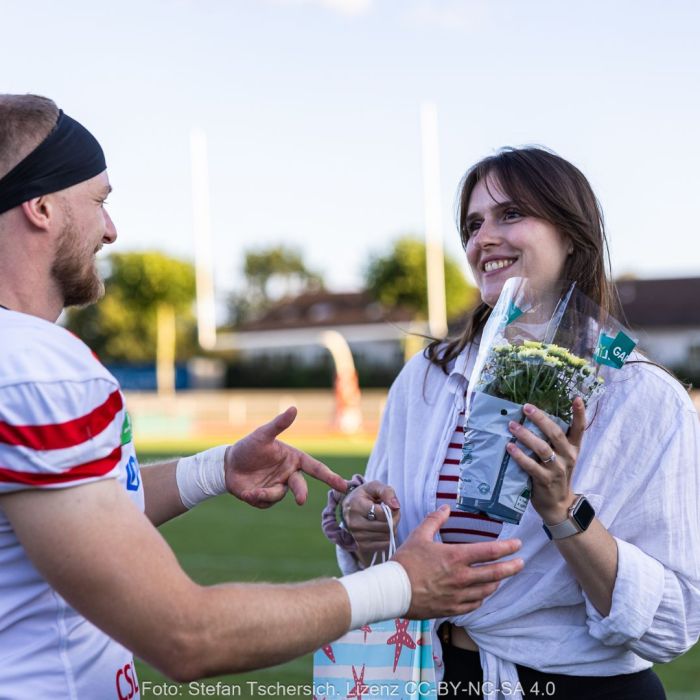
[440,644,667,700]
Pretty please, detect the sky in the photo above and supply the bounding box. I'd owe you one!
[3,0,700,313]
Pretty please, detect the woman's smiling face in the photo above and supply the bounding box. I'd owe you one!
[465,174,572,307]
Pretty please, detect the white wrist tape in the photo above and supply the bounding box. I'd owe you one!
[338,561,412,629]
[176,445,228,509]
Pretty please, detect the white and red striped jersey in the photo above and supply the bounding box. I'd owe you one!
[0,309,143,700]
[436,407,503,544]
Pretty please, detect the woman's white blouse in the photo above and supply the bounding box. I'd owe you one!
[336,345,700,691]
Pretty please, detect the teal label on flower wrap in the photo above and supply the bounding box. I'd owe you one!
[594,331,636,368]
[505,301,523,325]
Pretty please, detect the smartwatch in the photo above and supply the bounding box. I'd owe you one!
[542,495,595,540]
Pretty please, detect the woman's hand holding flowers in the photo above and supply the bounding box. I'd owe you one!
[506,396,587,525]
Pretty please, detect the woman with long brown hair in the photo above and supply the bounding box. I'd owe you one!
[326,147,700,698]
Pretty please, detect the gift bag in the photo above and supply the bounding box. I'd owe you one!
[313,506,437,698]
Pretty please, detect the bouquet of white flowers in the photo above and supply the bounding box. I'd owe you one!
[483,341,604,423]
[457,277,636,524]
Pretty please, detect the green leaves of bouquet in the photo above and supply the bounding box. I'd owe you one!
[478,340,605,423]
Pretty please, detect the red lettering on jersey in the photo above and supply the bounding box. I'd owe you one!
[125,662,139,695]
[115,662,138,699]
[116,667,127,700]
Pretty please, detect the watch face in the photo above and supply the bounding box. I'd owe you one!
[572,497,595,530]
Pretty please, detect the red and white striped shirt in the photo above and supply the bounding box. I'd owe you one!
[437,407,503,543]
[0,309,143,699]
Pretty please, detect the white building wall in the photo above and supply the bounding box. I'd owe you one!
[635,327,700,367]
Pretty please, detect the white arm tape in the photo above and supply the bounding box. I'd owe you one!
[176,445,228,509]
[338,561,412,629]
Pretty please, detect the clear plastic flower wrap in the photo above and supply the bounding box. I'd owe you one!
[456,277,637,524]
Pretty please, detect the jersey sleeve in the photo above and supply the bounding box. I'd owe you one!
[0,377,125,493]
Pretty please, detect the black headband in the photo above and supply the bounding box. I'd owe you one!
[0,110,107,215]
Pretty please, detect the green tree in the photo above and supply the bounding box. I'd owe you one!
[364,236,477,319]
[66,251,197,363]
[229,244,324,325]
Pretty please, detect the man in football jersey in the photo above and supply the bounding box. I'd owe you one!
[0,94,524,699]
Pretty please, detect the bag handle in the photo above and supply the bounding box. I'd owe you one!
[369,502,397,567]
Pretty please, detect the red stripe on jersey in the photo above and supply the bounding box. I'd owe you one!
[439,401,504,544]
[0,445,122,485]
[440,528,499,538]
[0,389,123,450]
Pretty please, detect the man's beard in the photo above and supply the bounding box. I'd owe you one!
[50,212,105,308]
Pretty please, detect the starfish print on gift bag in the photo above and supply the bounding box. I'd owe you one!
[347,664,369,700]
[386,618,417,672]
[313,507,436,697]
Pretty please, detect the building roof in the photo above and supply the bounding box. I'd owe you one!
[227,278,700,343]
[616,277,700,328]
[236,290,415,332]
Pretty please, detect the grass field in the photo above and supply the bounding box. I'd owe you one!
[135,450,700,699]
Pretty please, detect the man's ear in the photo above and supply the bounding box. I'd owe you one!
[20,195,58,231]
